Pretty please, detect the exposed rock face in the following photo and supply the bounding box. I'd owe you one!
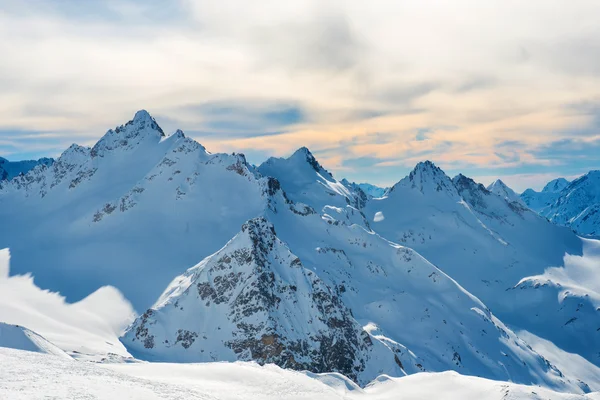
[121,217,391,385]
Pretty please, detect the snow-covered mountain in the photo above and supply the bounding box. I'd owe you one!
[487,179,524,205]
[521,178,570,213]
[1,110,599,392]
[123,217,402,385]
[532,171,600,237]
[0,110,269,310]
[0,156,53,181]
[364,163,597,366]
[122,162,584,391]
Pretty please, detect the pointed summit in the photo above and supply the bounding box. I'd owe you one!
[91,110,165,157]
[121,215,390,384]
[288,146,328,174]
[391,160,456,196]
[487,179,523,205]
[132,109,153,123]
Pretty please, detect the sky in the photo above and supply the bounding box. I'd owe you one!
[1,0,600,191]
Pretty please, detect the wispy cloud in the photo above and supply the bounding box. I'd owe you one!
[0,0,599,188]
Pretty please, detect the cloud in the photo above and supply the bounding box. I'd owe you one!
[0,0,599,185]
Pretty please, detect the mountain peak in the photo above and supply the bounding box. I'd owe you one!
[487,179,525,206]
[542,178,570,193]
[391,160,456,195]
[289,146,325,173]
[488,179,508,190]
[132,109,153,123]
[90,110,165,157]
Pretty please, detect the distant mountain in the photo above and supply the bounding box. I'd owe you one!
[537,171,600,236]
[487,179,524,205]
[521,178,570,213]
[0,157,54,181]
[341,180,388,199]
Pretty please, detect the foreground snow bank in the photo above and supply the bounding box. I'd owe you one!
[1,348,597,400]
[0,322,70,358]
[0,248,135,359]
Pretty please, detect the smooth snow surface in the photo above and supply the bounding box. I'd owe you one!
[0,322,70,358]
[0,348,597,400]
[0,248,135,359]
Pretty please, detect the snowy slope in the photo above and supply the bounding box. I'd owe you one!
[1,347,597,400]
[1,111,599,392]
[258,148,369,226]
[487,179,525,205]
[0,156,53,181]
[0,248,135,360]
[364,163,596,367]
[538,171,600,236]
[123,177,587,391]
[122,217,402,386]
[0,322,70,358]
[521,178,570,213]
[0,110,268,311]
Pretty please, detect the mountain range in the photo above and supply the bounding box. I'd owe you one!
[522,173,600,237]
[0,110,599,395]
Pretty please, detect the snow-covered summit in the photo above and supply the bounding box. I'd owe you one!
[543,178,570,193]
[91,109,165,158]
[122,216,401,385]
[487,179,524,205]
[521,177,571,213]
[258,147,367,223]
[389,160,457,197]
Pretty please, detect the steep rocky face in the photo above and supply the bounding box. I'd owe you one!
[121,217,397,385]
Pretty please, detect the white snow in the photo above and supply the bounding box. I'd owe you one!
[1,111,600,397]
[0,322,70,358]
[0,348,596,400]
[0,248,135,359]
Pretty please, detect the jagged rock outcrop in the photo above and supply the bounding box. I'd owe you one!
[121,217,400,385]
